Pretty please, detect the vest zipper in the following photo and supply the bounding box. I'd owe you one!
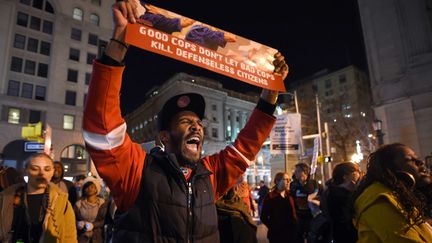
[187,182,193,243]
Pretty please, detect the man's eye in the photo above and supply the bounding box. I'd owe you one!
[29,167,39,171]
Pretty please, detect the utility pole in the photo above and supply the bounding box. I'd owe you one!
[324,122,332,179]
[316,94,325,181]
[279,92,303,174]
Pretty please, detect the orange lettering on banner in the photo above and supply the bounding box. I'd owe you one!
[125,23,286,92]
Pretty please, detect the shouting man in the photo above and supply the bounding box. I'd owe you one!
[82,1,288,242]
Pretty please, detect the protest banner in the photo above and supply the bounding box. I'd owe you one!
[270,113,302,155]
[124,3,286,92]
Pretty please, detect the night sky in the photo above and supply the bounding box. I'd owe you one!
[120,0,367,114]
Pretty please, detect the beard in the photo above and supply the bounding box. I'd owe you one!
[170,133,202,165]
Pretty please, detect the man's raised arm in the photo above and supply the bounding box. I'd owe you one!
[82,1,145,211]
[205,52,289,198]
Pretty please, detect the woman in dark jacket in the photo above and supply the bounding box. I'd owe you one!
[260,172,298,243]
[326,162,361,243]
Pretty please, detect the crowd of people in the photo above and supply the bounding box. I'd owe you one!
[0,1,432,243]
[0,155,114,243]
[2,142,431,243]
[256,144,432,243]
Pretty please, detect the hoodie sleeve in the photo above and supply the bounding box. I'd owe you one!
[202,107,276,200]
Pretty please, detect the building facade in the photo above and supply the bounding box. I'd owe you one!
[358,0,432,158]
[125,72,272,185]
[0,0,114,174]
[289,65,374,165]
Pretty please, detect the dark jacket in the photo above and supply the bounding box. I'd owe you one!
[216,189,257,243]
[260,190,297,242]
[326,185,357,243]
[257,185,269,206]
[112,152,219,243]
[289,179,319,218]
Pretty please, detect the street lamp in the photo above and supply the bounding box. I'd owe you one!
[372,119,384,146]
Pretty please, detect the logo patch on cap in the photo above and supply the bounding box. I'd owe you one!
[177,95,190,108]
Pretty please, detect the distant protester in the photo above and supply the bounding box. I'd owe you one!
[261,172,298,243]
[0,166,25,192]
[257,180,269,216]
[327,162,361,243]
[74,176,108,243]
[290,163,319,242]
[52,161,78,205]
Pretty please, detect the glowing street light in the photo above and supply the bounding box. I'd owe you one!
[351,140,364,163]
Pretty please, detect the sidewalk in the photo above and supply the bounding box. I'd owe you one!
[256,223,269,243]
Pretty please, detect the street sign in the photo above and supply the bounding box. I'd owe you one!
[270,113,302,155]
[24,142,44,152]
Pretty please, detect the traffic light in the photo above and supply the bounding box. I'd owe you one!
[324,156,333,163]
[21,122,44,142]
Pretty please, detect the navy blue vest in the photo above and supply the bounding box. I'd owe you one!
[112,151,220,243]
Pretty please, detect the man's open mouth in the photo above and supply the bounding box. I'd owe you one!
[185,136,200,153]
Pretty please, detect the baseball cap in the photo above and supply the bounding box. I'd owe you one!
[157,93,205,131]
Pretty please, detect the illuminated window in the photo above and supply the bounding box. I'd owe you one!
[8,108,20,124]
[73,8,83,21]
[63,115,74,130]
